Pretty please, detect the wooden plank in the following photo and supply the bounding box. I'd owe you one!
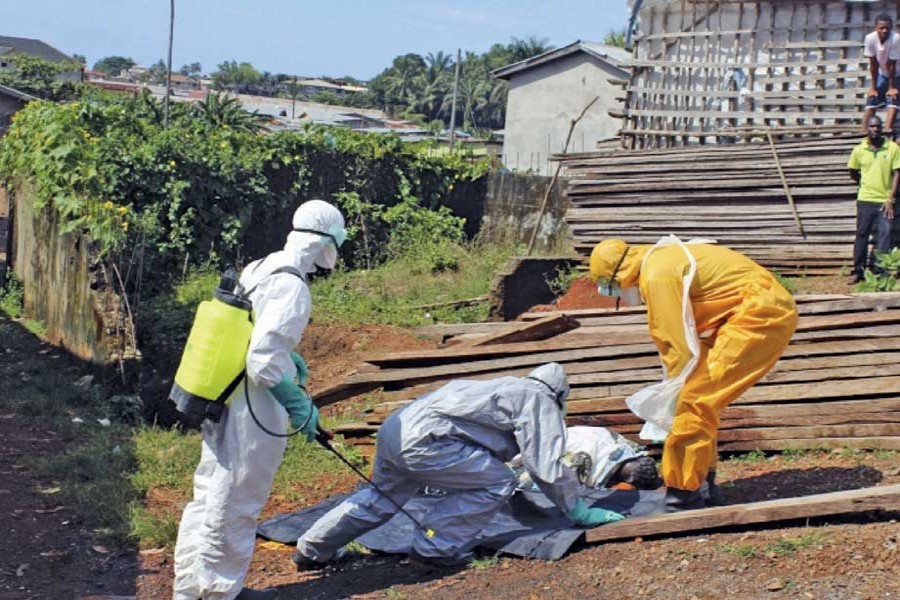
[584,484,900,544]
[717,423,900,442]
[467,314,579,347]
[717,437,900,452]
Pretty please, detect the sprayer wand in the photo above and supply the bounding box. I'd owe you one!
[315,426,435,538]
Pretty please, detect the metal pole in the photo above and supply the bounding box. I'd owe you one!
[164,0,174,128]
[449,48,461,151]
[291,76,297,119]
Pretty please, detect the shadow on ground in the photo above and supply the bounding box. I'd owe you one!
[275,555,462,600]
[723,466,884,504]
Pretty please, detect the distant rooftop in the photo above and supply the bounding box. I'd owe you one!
[492,40,630,80]
[0,35,73,64]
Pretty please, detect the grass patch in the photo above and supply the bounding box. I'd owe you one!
[781,447,829,462]
[468,553,500,570]
[722,543,758,558]
[272,435,364,502]
[728,449,768,464]
[30,428,138,544]
[310,240,517,327]
[762,532,826,556]
[874,449,900,460]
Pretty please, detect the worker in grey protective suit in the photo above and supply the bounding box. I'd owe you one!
[293,363,625,569]
[173,200,346,600]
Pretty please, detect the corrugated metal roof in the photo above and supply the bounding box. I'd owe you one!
[492,40,630,80]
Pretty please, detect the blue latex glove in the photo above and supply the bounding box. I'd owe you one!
[567,498,626,527]
[290,351,309,387]
[268,375,318,442]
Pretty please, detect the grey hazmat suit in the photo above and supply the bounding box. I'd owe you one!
[295,362,581,563]
[173,200,345,600]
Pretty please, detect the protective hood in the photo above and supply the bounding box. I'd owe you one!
[285,199,346,272]
[588,239,650,289]
[526,362,570,409]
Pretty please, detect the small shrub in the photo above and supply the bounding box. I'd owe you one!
[773,273,796,295]
[546,264,581,297]
[854,248,900,292]
[0,272,24,317]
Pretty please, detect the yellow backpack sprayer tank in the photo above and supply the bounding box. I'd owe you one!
[169,266,254,427]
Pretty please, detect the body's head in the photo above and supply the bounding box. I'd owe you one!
[525,363,570,411]
[875,14,894,43]
[286,199,347,272]
[610,456,662,490]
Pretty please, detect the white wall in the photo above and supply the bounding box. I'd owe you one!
[502,53,625,175]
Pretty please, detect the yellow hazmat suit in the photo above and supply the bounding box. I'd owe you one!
[590,239,798,491]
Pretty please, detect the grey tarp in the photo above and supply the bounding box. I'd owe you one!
[258,486,663,561]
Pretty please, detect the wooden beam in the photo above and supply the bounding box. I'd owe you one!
[585,484,900,544]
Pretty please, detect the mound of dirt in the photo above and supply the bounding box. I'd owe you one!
[531,276,618,312]
[300,323,438,397]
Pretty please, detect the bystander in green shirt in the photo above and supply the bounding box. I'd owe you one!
[848,137,900,202]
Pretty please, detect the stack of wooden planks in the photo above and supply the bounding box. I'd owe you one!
[559,134,861,276]
[322,293,900,459]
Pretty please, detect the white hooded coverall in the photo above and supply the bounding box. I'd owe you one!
[173,200,344,600]
[295,363,580,563]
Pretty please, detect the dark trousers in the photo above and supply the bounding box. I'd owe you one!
[853,201,894,278]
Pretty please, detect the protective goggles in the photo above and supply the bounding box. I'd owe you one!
[293,224,348,248]
[596,248,629,296]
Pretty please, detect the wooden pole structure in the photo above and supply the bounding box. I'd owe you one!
[526,96,600,255]
[163,0,175,128]
[449,49,461,151]
[767,131,807,238]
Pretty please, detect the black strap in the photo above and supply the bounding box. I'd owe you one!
[244,265,306,298]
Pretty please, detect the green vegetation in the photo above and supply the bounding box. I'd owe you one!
[773,273,796,294]
[310,239,516,327]
[0,55,82,101]
[727,449,768,464]
[0,91,488,270]
[0,272,24,317]
[468,553,501,570]
[854,248,900,292]
[366,38,553,132]
[722,532,826,559]
[546,264,582,297]
[93,56,136,77]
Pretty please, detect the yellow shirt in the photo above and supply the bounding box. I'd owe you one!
[847,137,900,203]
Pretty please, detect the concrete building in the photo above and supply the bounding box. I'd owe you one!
[493,41,629,175]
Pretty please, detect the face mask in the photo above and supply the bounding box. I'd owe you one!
[294,224,348,270]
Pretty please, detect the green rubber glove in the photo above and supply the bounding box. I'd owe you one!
[567,498,626,527]
[268,375,318,442]
[290,351,309,387]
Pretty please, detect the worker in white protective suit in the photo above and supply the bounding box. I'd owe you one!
[172,200,347,600]
[292,363,625,570]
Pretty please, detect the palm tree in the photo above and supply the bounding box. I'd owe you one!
[507,36,552,62]
[195,92,266,132]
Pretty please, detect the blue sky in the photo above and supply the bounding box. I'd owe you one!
[4,1,630,79]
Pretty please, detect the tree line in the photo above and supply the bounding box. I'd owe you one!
[86,31,625,133]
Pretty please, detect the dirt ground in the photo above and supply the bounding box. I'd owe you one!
[4,287,900,599]
[133,451,900,600]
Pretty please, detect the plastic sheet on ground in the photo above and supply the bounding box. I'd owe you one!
[257,486,663,561]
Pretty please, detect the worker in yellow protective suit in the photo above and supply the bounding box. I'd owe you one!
[589,238,798,512]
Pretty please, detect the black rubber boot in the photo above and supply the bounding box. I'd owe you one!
[235,588,279,600]
[662,487,706,513]
[705,470,726,507]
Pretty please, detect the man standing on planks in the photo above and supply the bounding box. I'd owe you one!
[848,115,899,284]
[589,236,798,512]
[863,14,900,134]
